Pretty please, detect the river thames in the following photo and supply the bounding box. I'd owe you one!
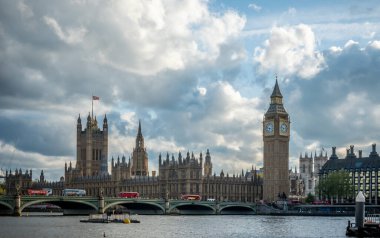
[0,214,349,238]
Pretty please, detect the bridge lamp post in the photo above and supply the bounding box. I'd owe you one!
[98,187,105,214]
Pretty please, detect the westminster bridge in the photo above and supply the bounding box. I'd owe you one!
[0,195,256,216]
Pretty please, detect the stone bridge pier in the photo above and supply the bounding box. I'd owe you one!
[215,201,220,215]
[165,198,170,214]
[13,194,21,216]
[98,195,104,214]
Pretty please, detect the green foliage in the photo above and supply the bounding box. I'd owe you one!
[317,170,354,200]
[0,182,5,195]
[305,193,315,203]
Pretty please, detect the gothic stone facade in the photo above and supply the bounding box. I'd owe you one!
[131,121,149,176]
[289,168,304,197]
[158,151,262,202]
[76,113,108,177]
[4,169,32,195]
[5,169,64,196]
[299,151,328,196]
[263,79,290,202]
[65,113,108,184]
[64,117,263,201]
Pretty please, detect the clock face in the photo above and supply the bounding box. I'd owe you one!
[265,122,274,133]
[280,122,288,133]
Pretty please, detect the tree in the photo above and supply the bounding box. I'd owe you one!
[305,193,315,204]
[316,170,354,202]
[0,181,5,195]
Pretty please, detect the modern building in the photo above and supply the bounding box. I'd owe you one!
[263,79,290,202]
[319,144,380,204]
[299,151,328,196]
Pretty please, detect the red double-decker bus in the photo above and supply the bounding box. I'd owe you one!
[27,189,48,196]
[118,192,139,198]
[181,194,201,201]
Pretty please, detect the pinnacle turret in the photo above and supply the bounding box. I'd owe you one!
[265,78,288,116]
[270,78,283,98]
[103,114,107,124]
[138,120,142,136]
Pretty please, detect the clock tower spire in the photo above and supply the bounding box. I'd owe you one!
[263,78,290,202]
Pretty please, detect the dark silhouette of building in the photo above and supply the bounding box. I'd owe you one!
[131,120,148,176]
[4,169,32,195]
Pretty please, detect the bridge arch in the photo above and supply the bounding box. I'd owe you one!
[169,202,216,215]
[20,198,98,213]
[104,201,165,214]
[0,201,13,211]
[219,205,255,214]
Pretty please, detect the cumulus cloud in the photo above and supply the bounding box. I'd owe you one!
[104,80,265,176]
[254,24,325,79]
[1,0,380,182]
[197,87,207,96]
[43,16,87,45]
[248,3,262,12]
[83,0,246,76]
[369,40,380,49]
[288,40,380,163]
[0,0,247,107]
[17,1,34,18]
[0,0,249,180]
[0,140,68,180]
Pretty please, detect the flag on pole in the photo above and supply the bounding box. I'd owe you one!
[91,95,99,119]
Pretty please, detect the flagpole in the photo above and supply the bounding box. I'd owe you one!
[91,95,93,120]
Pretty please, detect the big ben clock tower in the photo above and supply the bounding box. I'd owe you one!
[263,78,290,202]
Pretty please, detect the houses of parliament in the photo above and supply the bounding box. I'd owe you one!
[5,80,292,203]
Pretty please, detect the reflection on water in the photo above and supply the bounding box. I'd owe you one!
[0,214,349,238]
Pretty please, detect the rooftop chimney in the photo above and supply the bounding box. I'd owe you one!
[330,147,338,160]
[369,143,379,158]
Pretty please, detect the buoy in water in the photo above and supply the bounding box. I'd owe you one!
[123,218,131,224]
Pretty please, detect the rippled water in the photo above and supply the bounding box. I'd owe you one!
[0,214,349,238]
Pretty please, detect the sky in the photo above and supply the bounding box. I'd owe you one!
[1,0,380,181]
